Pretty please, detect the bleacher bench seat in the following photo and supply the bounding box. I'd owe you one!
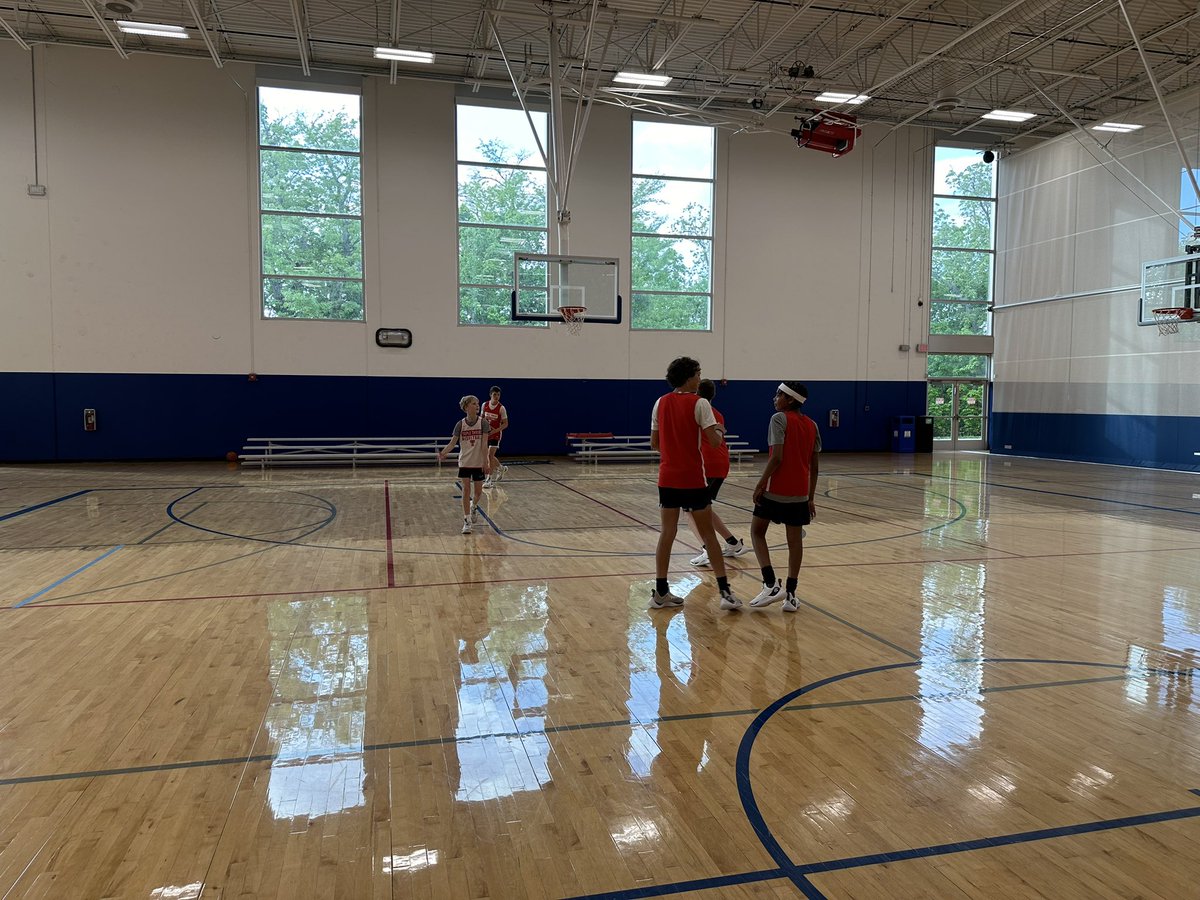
[567,433,759,464]
[240,437,444,468]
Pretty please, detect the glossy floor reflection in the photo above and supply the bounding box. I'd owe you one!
[0,453,1198,898]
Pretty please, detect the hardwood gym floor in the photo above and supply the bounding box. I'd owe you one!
[1,453,1198,899]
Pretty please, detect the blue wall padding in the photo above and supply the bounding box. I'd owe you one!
[1,372,930,461]
[992,412,1200,471]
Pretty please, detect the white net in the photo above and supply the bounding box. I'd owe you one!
[1152,309,1200,338]
[559,306,586,336]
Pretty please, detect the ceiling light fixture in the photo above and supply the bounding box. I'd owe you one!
[374,47,435,63]
[814,91,869,105]
[613,71,672,87]
[1091,122,1143,133]
[981,109,1036,122]
[116,20,188,38]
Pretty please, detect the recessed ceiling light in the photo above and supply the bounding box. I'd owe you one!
[613,71,672,87]
[1091,122,1143,133]
[116,20,188,38]
[981,109,1036,122]
[814,91,869,105]
[373,47,435,63]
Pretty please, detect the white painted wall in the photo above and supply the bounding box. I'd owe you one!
[994,87,1200,416]
[0,42,933,383]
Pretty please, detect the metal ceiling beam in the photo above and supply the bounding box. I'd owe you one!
[0,11,31,50]
[289,0,312,76]
[80,0,129,59]
[184,0,223,68]
[388,0,400,84]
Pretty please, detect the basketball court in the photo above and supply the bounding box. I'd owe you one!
[5,0,1200,896]
[3,453,1199,898]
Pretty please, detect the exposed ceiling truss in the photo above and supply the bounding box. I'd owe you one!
[4,0,1200,144]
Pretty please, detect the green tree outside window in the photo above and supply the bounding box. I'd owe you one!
[258,87,364,320]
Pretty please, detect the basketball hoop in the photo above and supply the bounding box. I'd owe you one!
[1152,307,1195,335]
[559,306,587,335]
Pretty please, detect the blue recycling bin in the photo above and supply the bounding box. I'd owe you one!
[891,416,915,452]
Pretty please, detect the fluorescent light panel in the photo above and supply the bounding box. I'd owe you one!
[117,20,188,38]
[814,92,869,104]
[1092,122,1143,133]
[374,47,435,63]
[981,109,1035,122]
[613,71,672,87]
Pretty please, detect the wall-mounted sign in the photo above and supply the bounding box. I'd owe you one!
[376,328,412,348]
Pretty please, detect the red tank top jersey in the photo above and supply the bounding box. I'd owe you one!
[482,400,505,440]
[656,392,707,489]
[767,410,818,497]
[700,407,730,479]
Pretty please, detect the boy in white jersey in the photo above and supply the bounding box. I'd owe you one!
[438,395,490,534]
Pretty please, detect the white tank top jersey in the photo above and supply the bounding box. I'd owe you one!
[453,416,490,468]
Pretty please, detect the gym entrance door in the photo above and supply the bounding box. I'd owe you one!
[927,380,988,450]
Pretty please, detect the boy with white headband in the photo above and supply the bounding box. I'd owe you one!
[748,381,821,611]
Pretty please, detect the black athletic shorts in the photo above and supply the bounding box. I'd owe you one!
[752,496,811,527]
[458,467,486,482]
[706,477,725,502]
[659,486,712,511]
[487,439,501,447]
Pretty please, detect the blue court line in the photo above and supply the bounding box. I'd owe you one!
[136,501,207,544]
[0,490,91,523]
[563,801,1200,900]
[0,665,1144,787]
[165,488,338,544]
[794,802,1200,875]
[921,471,1200,518]
[799,599,920,659]
[560,867,788,900]
[14,545,124,608]
[735,657,1133,898]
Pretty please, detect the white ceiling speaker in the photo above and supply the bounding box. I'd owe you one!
[103,0,143,15]
[931,96,964,111]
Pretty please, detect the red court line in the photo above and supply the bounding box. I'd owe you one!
[383,480,395,588]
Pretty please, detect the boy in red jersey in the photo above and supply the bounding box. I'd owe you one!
[748,382,821,611]
[688,379,747,567]
[649,357,742,611]
[481,385,509,487]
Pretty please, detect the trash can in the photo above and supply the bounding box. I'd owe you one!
[915,416,934,453]
[890,416,915,452]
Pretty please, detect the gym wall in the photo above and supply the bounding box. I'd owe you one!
[0,42,931,460]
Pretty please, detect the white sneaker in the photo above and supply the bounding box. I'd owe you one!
[498,465,509,481]
[719,590,742,610]
[483,478,493,488]
[648,589,685,609]
[749,580,784,608]
[689,549,710,567]
[783,592,800,612]
[461,518,472,534]
[722,538,748,557]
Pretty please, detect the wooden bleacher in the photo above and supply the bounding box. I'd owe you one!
[239,437,443,468]
[566,432,759,464]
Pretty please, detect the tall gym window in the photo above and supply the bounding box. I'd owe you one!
[258,85,364,321]
[456,103,550,326]
[631,121,715,330]
[931,146,995,336]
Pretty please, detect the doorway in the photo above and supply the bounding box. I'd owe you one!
[927,380,988,450]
